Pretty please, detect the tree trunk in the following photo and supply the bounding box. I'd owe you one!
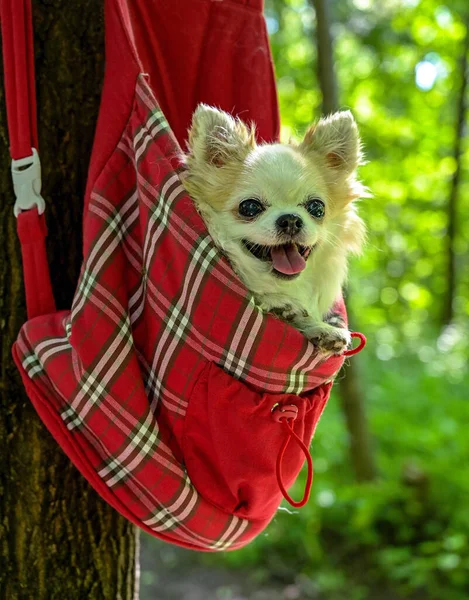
[310,0,339,116]
[337,323,376,482]
[0,2,138,598]
[336,354,376,482]
[310,0,376,481]
[441,19,469,327]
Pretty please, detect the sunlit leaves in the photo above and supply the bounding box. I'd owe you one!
[267,0,469,353]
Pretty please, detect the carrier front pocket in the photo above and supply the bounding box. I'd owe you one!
[183,361,332,521]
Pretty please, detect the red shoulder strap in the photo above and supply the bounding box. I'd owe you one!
[1,0,55,319]
[1,0,37,159]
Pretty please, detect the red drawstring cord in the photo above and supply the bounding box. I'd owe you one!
[343,331,366,356]
[274,406,313,508]
[273,330,366,508]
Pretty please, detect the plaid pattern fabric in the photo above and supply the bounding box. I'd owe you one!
[14,75,346,551]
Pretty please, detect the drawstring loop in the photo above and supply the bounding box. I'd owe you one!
[272,404,313,508]
[343,331,367,357]
[272,330,366,508]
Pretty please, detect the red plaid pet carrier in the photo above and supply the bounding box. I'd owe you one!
[3,0,365,551]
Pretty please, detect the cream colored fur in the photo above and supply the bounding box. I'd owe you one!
[183,104,366,354]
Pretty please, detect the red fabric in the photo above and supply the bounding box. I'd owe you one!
[1,0,55,319]
[0,0,38,159]
[16,209,55,319]
[14,75,346,550]
[10,0,351,551]
[85,0,280,208]
[184,363,329,518]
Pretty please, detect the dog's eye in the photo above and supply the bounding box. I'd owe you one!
[239,198,264,218]
[305,197,325,219]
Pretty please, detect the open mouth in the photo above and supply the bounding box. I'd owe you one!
[242,240,313,279]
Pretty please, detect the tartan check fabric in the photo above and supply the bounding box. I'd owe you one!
[13,75,346,551]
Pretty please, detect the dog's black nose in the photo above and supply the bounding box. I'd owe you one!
[276,214,304,236]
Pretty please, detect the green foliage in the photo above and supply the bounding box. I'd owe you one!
[200,1,469,598]
[205,348,469,599]
[143,2,469,597]
[267,0,469,341]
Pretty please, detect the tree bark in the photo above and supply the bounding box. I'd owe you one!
[310,0,376,481]
[441,19,469,327]
[310,0,339,116]
[336,353,376,482]
[0,2,138,598]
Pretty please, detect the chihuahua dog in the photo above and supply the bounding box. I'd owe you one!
[183,105,365,355]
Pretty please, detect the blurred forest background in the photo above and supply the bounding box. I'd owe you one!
[141,0,469,599]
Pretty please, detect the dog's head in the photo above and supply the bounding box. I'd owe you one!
[184,105,364,280]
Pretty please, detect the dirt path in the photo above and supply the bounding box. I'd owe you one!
[139,535,314,600]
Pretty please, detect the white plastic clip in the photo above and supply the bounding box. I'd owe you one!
[11,148,46,217]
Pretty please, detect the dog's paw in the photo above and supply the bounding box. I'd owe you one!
[306,324,351,355]
[324,310,347,329]
[270,304,308,323]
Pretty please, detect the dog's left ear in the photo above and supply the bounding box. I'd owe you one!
[187,104,256,167]
[300,111,361,175]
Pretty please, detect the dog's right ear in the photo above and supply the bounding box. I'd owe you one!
[187,104,256,167]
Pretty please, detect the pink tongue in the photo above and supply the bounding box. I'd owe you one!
[271,244,306,275]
